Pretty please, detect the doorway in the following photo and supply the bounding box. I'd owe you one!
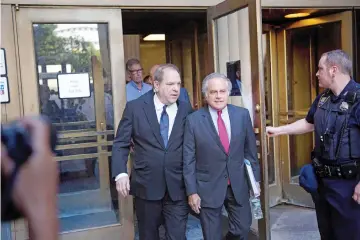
[121,9,207,109]
[12,6,133,240]
[356,9,360,81]
[4,3,359,240]
[273,10,353,207]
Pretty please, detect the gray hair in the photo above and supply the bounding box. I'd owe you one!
[202,73,232,95]
[126,58,141,71]
[153,64,180,83]
[322,49,352,75]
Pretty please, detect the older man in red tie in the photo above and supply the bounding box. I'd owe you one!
[183,73,260,240]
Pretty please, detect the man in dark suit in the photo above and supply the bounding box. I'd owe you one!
[183,73,260,240]
[150,64,191,105]
[112,64,193,240]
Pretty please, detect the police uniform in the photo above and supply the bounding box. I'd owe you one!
[306,79,360,240]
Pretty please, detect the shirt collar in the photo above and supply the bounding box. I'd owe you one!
[208,105,228,115]
[130,80,143,90]
[154,93,177,111]
[331,79,356,102]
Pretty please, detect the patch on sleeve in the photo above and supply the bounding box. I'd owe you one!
[318,96,329,107]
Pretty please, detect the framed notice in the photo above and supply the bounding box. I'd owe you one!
[0,48,7,76]
[57,73,91,99]
[0,76,10,103]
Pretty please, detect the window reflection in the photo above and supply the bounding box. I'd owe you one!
[33,23,118,232]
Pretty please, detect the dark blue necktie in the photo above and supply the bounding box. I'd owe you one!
[160,105,169,147]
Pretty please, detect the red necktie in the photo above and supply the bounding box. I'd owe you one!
[217,110,230,185]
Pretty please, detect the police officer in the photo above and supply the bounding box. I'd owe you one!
[266,49,360,240]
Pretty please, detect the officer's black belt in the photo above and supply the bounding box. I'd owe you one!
[314,161,360,179]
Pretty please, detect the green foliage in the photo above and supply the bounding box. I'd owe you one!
[33,24,100,73]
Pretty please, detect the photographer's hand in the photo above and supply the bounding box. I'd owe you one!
[1,117,59,240]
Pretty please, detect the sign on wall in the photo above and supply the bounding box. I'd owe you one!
[0,48,10,103]
[0,76,10,103]
[57,73,91,99]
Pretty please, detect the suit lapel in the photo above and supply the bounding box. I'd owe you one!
[228,105,239,155]
[167,101,185,148]
[142,93,165,149]
[203,107,227,154]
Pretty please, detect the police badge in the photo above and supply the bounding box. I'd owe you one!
[340,101,349,111]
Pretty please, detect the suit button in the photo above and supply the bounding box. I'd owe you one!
[224,175,228,179]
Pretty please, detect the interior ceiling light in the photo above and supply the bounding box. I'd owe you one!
[143,34,165,41]
[284,12,310,18]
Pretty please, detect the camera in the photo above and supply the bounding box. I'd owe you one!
[1,116,57,221]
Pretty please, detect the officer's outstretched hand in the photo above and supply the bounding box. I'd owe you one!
[353,182,360,204]
[266,126,282,137]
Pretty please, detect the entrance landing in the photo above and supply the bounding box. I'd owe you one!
[134,204,320,240]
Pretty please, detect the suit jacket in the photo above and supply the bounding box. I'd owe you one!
[112,90,193,201]
[179,87,190,104]
[183,105,260,208]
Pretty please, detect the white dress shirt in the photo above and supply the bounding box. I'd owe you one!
[209,106,260,187]
[115,94,178,181]
[154,93,178,139]
[208,105,231,141]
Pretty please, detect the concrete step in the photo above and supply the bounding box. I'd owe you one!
[57,189,118,233]
[250,204,320,240]
[134,214,258,240]
[60,209,118,233]
[58,189,114,218]
[133,204,319,240]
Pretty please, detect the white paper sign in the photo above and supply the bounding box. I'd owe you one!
[0,76,10,103]
[0,48,7,76]
[58,73,91,99]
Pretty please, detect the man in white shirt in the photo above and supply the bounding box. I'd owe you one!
[111,64,193,240]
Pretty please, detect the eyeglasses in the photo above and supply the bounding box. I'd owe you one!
[129,68,143,74]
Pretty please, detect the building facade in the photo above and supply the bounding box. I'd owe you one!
[1,0,360,239]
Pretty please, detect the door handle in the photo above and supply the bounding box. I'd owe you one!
[255,104,261,113]
[100,122,105,140]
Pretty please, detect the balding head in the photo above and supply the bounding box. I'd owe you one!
[148,64,160,86]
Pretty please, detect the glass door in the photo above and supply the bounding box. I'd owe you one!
[277,11,353,207]
[166,24,201,109]
[207,0,270,239]
[15,6,132,239]
[356,8,360,81]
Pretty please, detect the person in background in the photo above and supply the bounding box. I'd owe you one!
[143,75,151,85]
[179,87,190,104]
[236,64,242,95]
[125,58,152,102]
[148,64,160,86]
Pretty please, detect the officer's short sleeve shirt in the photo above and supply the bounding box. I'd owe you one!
[305,80,360,126]
[305,94,322,124]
